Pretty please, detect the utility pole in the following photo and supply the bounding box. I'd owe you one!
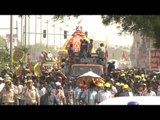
[35,15,37,55]
[46,20,49,53]
[21,16,23,46]
[24,15,27,48]
[28,15,30,46]
[60,27,62,48]
[10,15,13,69]
[40,15,42,46]
[54,20,55,50]
[16,21,18,46]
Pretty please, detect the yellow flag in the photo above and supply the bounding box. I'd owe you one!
[34,63,42,77]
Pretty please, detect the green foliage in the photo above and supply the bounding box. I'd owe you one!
[53,15,160,48]
[0,36,10,72]
[53,15,79,22]
[101,15,160,48]
[0,36,7,47]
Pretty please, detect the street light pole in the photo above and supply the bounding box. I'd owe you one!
[60,27,61,48]
[35,15,37,54]
[10,15,13,69]
[28,15,30,46]
[54,20,55,50]
[40,15,42,46]
[21,16,23,46]
[47,20,49,53]
[16,21,18,46]
[24,15,27,48]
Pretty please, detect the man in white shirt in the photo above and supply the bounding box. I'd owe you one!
[96,82,112,104]
[146,87,156,96]
[38,82,46,97]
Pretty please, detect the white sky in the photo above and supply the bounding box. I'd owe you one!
[0,15,133,48]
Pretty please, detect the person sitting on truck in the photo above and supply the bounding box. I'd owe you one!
[79,39,89,59]
[61,58,67,76]
[96,43,105,64]
[68,44,74,59]
[87,39,93,58]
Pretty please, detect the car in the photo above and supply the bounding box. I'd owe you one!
[98,96,160,105]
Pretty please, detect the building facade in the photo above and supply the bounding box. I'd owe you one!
[130,32,155,70]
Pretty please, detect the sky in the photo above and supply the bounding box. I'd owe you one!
[0,15,133,48]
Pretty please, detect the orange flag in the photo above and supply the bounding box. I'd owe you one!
[122,51,127,61]
[27,53,32,73]
[150,62,152,72]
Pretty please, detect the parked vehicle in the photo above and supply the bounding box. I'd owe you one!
[98,96,160,105]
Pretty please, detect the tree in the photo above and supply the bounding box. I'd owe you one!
[0,36,7,47]
[0,36,10,71]
[53,15,79,22]
[101,15,160,48]
[54,15,160,48]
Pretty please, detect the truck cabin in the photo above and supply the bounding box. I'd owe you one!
[68,56,107,79]
[69,64,104,78]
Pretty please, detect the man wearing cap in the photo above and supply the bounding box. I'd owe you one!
[96,82,112,104]
[115,84,132,97]
[0,80,18,105]
[114,82,123,97]
[23,80,40,105]
[53,82,66,105]
[81,83,97,105]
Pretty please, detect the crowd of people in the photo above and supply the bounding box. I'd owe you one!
[0,40,160,105]
[0,64,160,105]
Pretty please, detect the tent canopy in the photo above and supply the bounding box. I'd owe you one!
[78,71,102,78]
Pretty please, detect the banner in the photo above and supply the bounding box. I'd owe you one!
[150,50,160,70]
[12,48,25,63]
